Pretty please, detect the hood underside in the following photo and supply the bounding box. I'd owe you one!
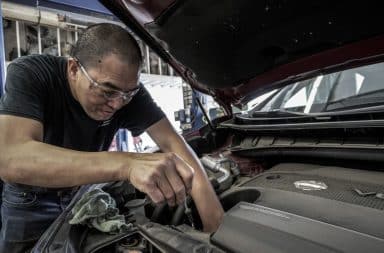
[101,0,384,108]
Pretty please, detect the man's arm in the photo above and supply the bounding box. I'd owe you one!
[0,115,193,206]
[147,117,224,233]
[0,115,123,187]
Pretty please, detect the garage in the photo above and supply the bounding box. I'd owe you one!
[1,1,384,253]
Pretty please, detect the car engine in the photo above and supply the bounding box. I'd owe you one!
[33,127,384,253]
[96,151,384,253]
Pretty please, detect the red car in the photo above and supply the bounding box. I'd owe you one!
[33,1,384,252]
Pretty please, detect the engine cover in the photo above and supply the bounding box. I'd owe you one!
[211,202,384,253]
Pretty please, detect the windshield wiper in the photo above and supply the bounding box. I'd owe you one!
[248,100,384,120]
[326,89,384,112]
[326,100,384,112]
[251,109,308,118]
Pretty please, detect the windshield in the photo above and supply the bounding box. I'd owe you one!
[249,62,384,114]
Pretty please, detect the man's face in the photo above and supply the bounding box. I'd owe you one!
[73,54,140,121]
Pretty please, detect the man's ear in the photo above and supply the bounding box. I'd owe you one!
[67,58,79,81]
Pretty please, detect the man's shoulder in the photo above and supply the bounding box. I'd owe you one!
[8,54,68,83]
[11,54,66,68]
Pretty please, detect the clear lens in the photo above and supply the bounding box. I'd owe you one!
[100,85,140,103]
[77,59,140,103]
[102,89,121,99]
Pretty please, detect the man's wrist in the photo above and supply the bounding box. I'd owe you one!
[105,151,132,182]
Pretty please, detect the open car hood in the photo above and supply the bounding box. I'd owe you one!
[100,0,384,110]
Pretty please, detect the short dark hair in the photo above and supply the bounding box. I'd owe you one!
[71,23,142,69]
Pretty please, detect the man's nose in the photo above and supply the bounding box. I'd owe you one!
[106,98,124,110]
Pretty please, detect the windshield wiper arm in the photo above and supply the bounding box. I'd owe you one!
[326,89,384,112]
[252,109,308,118]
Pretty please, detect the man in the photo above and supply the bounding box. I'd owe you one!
[0,23,223,252]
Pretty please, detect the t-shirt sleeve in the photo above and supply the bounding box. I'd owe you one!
[0,62,46,122]
[120,83,165,137]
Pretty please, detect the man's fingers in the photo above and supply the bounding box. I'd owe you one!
[172,154,194,193]
[163,163,187,205]
[156,172,177,206]
[146,183,165,205]
[127,152,194,206]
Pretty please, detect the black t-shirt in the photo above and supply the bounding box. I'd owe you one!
[0,54,165,151]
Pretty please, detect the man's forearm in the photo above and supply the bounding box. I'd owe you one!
[161,137,224,232]
[190,167,224,232]
[0,140,125,187]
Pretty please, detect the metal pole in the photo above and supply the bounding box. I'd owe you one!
[37,25,42,54]
[75,26,78,41]
[158,57,162,75]
[145,45,150,74]
[57,27,61,56]
[16,21,21,57]
[67,30,70,40]
[0,15,6,95]
[195,95,215,131]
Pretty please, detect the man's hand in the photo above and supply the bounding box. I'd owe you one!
[146,118,224,233]
[125,152,194,206]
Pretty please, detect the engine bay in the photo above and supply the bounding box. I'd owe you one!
[96,151,384,253]
[34,129,384,253]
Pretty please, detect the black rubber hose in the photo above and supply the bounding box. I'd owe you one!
[150,202,167,223]
[170,205,185,226]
